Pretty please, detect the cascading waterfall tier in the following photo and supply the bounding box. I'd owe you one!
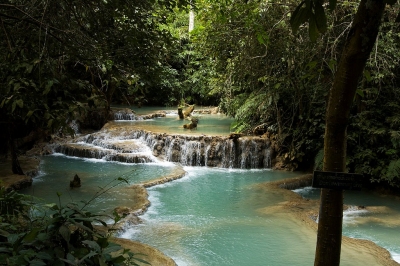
[53,127,271,169]
[112,108,167,121]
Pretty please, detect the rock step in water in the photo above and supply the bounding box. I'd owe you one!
[52,126,272,169]
[54,143,156,163]
[112,108,167,121]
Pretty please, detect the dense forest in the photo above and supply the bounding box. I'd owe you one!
[1,0,400,188]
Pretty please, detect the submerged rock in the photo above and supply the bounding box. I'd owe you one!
[70,174,81,188]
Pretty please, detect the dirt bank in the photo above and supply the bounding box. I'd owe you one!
[0,156,40,191]
[112,238,177,266]
[256,174,399,266]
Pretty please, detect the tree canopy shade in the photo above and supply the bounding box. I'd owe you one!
[0,0,187,173]
[192,0,400,185]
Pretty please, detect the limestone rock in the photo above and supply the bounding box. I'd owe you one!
[70,174,81,188]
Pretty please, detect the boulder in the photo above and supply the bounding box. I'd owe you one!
[70,174,81,188]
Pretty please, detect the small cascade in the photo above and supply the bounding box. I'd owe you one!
[55,144,112,159]
[69,120,80,134]
[112,109,167,121]
[114,112,140,121]
[180,141,202,166]
[53,128,272,169]
[112,108,141,121]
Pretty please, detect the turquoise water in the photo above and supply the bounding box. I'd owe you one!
[112,114,234,136]
[295,187,400,263]
[20,155,177,214]
[21,156,400,265]
[121,167,316,266]
[119,167,398,266]
[111,105,218,116]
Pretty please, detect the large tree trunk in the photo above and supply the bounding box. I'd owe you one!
[314,1,385,265]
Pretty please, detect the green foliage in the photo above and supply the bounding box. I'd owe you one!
[314,149,324,170]
[0,178,149,266]
[191,0,400,182]
[290,0,328,41]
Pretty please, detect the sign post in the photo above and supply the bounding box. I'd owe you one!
[312,171,366,190]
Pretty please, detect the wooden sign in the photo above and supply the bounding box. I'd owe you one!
[312,171,366,190]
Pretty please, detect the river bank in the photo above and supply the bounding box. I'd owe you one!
[257,174,400,266]
[2,115,400,265]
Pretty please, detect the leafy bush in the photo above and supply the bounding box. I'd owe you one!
[0,185,149,266]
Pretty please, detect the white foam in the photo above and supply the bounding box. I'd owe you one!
[166,113,178,117]
[343,206,369,223]
[292,186,315,194]
[118,226,141,239]
[392,252,400,263]
[31,171,46,183]
[51,152,68,157]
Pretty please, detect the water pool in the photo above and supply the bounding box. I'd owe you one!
[20,154,178,214]
[295,186,400,263]
[111,113,235,136]
[21,156,400,265]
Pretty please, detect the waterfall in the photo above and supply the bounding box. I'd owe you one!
[180,140,202,166]
[53,129,271,169]
[114,112,138,120]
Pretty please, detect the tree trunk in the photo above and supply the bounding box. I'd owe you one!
[10,138,24,175]
[314,1,385,265]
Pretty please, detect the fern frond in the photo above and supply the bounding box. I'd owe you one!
[314,149,324,170]
[386,159,400,182]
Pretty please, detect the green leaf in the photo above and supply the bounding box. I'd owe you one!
[256,31,269,45]
[36,252,53,261]
[314,2,327,33]
[356,89,364,97]
[395,11,400,22]
[59,225,71,243]
[77,251,97,263]
[43,80,53,95]
[307,61,318,69]
[111,255,126,263]
[12,101,17,113]
[290,1,308,34]
[96,237,109,249]
[82,240,101,252]
[329,0,337,11]
[308,14,319,42]
[328,59,336,71]
[0,247,11,253]
[16,99,23,108]
[103,244,122,254]
[26,110,35,119]
[364,70,372,82]
[23,228,40,243]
